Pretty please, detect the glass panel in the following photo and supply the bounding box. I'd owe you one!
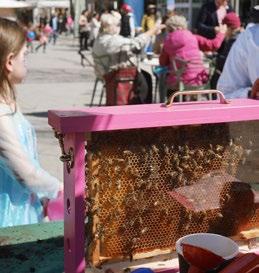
[85,121,259,265]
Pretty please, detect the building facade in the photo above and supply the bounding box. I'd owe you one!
[84,0,257,28]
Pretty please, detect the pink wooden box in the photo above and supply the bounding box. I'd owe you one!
[48,97,259,273]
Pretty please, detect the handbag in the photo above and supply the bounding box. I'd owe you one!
[104,66,138,106]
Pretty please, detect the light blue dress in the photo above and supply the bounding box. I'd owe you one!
[0,108,44,227]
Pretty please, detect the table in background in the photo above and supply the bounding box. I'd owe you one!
[142,57,167,103]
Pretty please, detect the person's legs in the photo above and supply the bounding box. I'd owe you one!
[53,31,58,45]
[141,69,153,103]
[84,31,90,50]
[35,43,42,52]
[79,32,84,50]
[43,42,47,53]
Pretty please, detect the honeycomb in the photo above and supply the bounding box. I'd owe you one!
[85,121,259,265]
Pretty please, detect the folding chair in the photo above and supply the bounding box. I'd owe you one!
[92,44,143,106]
[78,50,106,106]
[169,55,215,102]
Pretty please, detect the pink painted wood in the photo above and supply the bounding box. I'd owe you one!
[48,99,259,134]
[63,133,86,273]
[48,99,259,273]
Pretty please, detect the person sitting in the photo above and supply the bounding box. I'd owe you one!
[92,11,163,105]
[196,0,233,39]
[217,6,259,99]
[159,15,208,98]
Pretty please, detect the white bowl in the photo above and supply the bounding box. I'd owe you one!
[176,233,239,260]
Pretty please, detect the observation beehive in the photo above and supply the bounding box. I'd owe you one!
[49,93,259,273]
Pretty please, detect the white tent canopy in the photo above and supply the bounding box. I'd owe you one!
[36,0,69,8]
[0,0,33,8]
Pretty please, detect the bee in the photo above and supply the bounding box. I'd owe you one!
[153,200,160,207]
[146,180,153,190]
[216,145,224,152]
[191,159,198,168]
[141,146,147,153]
[177,173,183,184]
[183,144,190,153]
[151,144,159,153]
[138,216,143,225]
[214,154,222,160]
[165,157,171,166]
[225,193,231,202]
[132,237,139,244]
[92,165,101,176]
[217,212,223,218]
[115,179,122,190]
[196,149,204,158]
[174,158,180,167]
[114,166,121,174]
[92,178,99,190]
[91,207,100,216]
[208,149,215,156]
[106,158,113,165]
[141,227,148,235]
[92,158,100,167]
[184,223,190,231]
[186,212,192,221]
[229,138,234,147]
[116,158,125,163]
[182,155,190,161]
[169,171,177,179]
[181,163,189,170]
[176,166,183,173]
[163,144,170,154]
[123,150,133,155]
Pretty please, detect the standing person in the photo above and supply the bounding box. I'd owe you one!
[79,9,90,51]
[49,11,59,45]
[66,13,74,35]
[25,22,36,53]
[89,12,100,47]
[35,23,48,53]
[217,6,259,98]
[0,18,62,227]
[196,0,233,39]
[120,3,135,38]
[210,12,242,89]
[141,4,157,54]
[141,4,156,32]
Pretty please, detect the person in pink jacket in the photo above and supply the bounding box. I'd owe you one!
[159,15,209,96]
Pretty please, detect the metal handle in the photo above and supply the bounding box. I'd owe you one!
[166,90,229,108]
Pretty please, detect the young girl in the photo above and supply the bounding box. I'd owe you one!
[0,18,62,227]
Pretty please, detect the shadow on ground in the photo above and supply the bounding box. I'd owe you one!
[25,112,48,118]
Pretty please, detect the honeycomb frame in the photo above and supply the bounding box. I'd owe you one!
[85,121,259,265]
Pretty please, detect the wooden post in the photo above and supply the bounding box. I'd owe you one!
[63,132,86,273]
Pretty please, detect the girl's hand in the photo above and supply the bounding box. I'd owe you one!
[41,197,50,217]
[251,78,259,99]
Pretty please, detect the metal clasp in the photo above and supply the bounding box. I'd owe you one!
[54,131,74,173]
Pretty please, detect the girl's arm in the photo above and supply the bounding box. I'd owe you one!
[0,114,61,199]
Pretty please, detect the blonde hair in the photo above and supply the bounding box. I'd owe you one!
[100,11,121,35]
[0,18,26,104]
[166,15,187,32]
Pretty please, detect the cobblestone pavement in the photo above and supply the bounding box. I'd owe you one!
[17,35,99,181]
